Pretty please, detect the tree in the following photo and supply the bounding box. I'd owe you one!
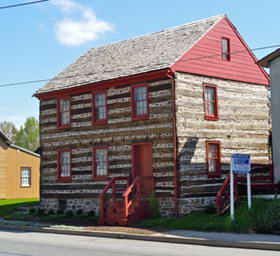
[14,117,39,152]
[0,121,18,141]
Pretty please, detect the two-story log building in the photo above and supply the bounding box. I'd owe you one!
[34,15,271,224]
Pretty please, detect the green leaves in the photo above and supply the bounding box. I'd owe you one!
[0,117,39,152]
[14,117,39,152]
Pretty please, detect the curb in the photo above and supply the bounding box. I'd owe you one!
[0,224,279,251]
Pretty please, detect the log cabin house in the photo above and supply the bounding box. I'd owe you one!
[34,15,272,225]
[0,129,40,199]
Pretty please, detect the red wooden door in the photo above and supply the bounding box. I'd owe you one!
[132,143,153,195]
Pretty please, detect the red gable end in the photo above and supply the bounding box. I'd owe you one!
[172,16,269,86]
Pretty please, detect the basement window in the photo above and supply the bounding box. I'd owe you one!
[221,38,230,61]
[206,141,221,177]
[21,167,31,187]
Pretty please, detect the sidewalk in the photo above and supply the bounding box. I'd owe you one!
[0,218,279,251]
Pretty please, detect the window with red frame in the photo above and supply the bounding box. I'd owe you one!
[58,98,70,127]
[58,150,71,181]
[204,84,218,120]
[93,92,107,123]
[206,142,221,176]
[132,85,148,118]
[221,38,230,61]
[93,147,108,179]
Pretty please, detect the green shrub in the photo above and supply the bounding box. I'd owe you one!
[65,210,74,217]
[47,209,55,216]
[76,209,83,215]
[204,204,217,214]
[88,210,95,217]
[29,208,36,215]
[56,209,64,215]
[252,199,280,233]
[148,192,161,218]
[37,208,45,216]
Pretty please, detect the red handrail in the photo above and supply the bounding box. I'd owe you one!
[216,174,239,214]
[123,176,154,217]
[99,177,129,220]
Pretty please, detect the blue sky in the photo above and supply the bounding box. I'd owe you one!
[0,0,278,127]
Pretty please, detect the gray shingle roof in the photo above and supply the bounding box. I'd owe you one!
[35,15,223,95]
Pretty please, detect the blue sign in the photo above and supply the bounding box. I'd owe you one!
[231,154,251,174]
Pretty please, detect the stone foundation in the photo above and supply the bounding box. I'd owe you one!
[159,197,175,216]
[178,197,215,215]
[39,198,99,215]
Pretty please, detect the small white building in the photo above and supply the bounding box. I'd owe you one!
[258,48,280,183]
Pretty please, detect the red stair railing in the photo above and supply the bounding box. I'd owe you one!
[216,174,239,214]
[123,176,154,218]
[99,177,129,221]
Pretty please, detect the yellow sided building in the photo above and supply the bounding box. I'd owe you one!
[0,129,40,199]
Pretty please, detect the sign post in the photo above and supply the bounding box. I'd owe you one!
[230,154,251,220]
[230,158,234,220]
[247,172,252,209]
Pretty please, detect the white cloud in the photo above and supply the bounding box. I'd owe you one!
[52,0,114,46]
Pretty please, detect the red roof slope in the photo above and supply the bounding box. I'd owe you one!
[172,16,269,86]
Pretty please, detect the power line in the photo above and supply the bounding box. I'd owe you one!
[0,43,278,89]
[177,44,280,63]
[0,0,49,10]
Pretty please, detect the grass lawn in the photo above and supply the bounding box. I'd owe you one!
[136,198,280,234]
[0,198,39,217]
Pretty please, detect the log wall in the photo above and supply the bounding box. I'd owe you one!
[175,72,271,214]
[39,78,175,215]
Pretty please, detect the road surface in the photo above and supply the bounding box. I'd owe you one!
[0,229,278,256]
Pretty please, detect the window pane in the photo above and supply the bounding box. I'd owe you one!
[95,149,107,176]
[208,159,216,173]
[96,106,106,120]
[95,93,105,107]
[205,87,216,116]
[222,38,230,60]
[60,99,70,125]
[134,86,148,116]
[21,168,30,186]
[94,93,106,121]
[60,152,70,177]
[208,143,219,174]
[208,102,215,115]
[134,87,146,101]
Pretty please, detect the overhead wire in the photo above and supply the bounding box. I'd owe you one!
[0,0,49,10]
[0,44,278,89]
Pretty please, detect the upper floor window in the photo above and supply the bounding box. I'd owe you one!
[57,150,71,182]
[21,167,31,187]
[221,38,230,61]
[132,84,148,120]
[206,141,221,177]
[92,91,107,124]
[92,147,108,180]
[203,84,218,120]
[58,98,70,128]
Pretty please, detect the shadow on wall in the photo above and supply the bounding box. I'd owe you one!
[177,137,273,198]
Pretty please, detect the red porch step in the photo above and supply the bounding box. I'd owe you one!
[99,176,153,225]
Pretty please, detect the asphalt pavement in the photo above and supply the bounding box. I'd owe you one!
[0,229,279,256]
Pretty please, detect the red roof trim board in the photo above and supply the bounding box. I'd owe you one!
[35,69,170,100]
[171,16,269,86]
